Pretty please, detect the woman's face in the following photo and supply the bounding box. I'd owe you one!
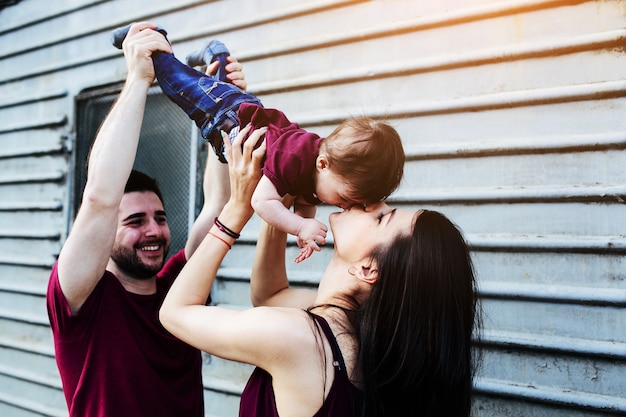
[329,202,416,262]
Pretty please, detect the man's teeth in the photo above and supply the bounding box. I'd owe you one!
[141,245,159,251]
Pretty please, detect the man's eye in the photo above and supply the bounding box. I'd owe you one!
[377,212,384,223]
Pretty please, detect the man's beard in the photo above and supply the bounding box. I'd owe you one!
[111,240,169,279]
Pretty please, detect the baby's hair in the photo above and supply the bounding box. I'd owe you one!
[320,117,405,203]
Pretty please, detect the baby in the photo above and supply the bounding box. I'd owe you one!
[112,23,405,262]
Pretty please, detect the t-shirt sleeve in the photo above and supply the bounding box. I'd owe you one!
[157,249,187,284]
[46,262,73,334]
[46,262,105,339]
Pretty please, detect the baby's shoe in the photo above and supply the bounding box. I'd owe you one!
[185,40,230,82]
[111,23,168,49]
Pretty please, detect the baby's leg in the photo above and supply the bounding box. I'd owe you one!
[111,24,262,163]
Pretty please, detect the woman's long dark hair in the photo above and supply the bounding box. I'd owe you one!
[356,210,480,417]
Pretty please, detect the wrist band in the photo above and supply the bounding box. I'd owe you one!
[208,231,232,249]
[214,217,240,239]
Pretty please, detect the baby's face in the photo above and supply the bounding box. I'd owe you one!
[314,168,361,210]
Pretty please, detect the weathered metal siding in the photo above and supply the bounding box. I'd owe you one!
[0,0,624,416]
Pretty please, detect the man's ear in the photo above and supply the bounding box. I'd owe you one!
[355,262,379,284]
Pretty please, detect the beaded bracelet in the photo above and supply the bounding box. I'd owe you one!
[207,231,232,249]
[214,217,240,239]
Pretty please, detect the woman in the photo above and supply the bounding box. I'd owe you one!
[160,126,481,417]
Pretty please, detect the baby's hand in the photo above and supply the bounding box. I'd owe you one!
[294,241,316,263]
[294,219,327,263]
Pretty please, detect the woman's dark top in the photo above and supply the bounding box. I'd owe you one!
[239,312,363,416]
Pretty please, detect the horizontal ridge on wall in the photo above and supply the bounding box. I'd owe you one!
[404,131,626,160]
[479,280,626,306]
[169,0,366,45]
[0,307,48,327]
[481,329,626,359]
[0,391,66,417]
[0,0,108,36]
[0,171,65,185]
[0,200,63,211]
[3,2,619,87]
[0,89,67,109]
[0,282,45,303]
[0,144,66,160]
[0,255,55,269]
[257,28,626,93]
[468,233,626,254]
[190,0,595,62]
[247,30,625,91]
[474,377,626,415]
[392,184,626,204]
[0,115,67,134]
[0,333,54,358]
[0,363,61,392]
[0,0,364,82]
[0,229,60,240]
[0,0,204,56]
[286,79,626,128]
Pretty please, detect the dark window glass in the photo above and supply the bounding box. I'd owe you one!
[75,85,203,257]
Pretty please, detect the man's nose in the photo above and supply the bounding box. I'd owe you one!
[144,219,162,236]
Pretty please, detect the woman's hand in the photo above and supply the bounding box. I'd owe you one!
[160,125,265,342]
[219,125,267,229]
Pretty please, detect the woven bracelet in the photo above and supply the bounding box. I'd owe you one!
[214,217,240,239]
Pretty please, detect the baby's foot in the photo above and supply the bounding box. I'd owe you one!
[186,40,230,82]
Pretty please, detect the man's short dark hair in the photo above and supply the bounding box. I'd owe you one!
[125,170,164,204]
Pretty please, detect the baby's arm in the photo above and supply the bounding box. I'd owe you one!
[292,199,320,263]
[252,176,327,262]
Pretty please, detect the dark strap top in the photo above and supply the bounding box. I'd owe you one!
[239,312,363,417]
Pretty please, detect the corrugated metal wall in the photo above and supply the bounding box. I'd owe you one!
[0,0,624,416]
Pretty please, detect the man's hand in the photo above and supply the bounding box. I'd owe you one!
[206,56,248,91]
[122,22,172,87]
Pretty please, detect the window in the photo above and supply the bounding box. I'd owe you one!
[74,85,205,257]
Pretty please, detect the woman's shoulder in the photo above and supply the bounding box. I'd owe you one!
[243,307,322,375]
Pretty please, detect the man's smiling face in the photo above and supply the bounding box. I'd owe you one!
[111,191,171,279]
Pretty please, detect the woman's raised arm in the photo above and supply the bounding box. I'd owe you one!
[160,126,266,343]
[250,196,317,308]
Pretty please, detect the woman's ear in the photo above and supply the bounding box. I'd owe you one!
[355,262,379,284]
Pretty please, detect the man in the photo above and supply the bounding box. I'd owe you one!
[46,22,246,417]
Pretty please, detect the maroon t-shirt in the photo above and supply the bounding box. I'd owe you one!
[239,103,324,205]
[239,313,363,416]
[46,250,204,417]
